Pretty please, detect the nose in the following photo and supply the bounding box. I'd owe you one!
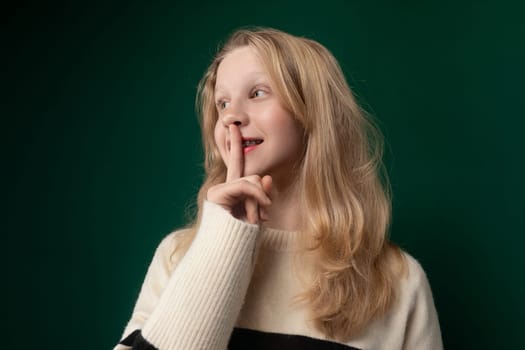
[221,103,248,127]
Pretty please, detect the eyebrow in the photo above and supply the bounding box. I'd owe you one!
[214,71,268,96]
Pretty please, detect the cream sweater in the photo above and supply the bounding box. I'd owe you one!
[114,201,443,349]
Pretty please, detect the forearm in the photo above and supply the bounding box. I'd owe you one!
[140,201,259,350]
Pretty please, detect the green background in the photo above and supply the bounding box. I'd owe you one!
[5,0,524,348]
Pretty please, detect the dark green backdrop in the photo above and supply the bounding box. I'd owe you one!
[5,1,524,348]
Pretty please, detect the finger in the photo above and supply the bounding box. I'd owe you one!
[235,180,272,207]
[226,124,243,182]
[259,175,272,222]
[245,197,259,224]
[237,175,272,207]
[261,175,273,198]
[259,206,269,222]
[207,179,272,209]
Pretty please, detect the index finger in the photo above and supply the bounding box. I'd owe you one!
[226,124,243,181]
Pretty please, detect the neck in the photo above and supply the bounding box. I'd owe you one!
[263,177,302,232]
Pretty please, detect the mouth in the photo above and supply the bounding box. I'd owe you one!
[242,138,264,148]
[241,138,263,154]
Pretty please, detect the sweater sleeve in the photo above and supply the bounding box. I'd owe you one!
[114,200,260,350]
[402,257,443,350]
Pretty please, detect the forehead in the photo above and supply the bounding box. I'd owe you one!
[214,46,269,92]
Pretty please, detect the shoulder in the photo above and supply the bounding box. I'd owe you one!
[342,250,442,349]
[149,228,193,275]
[394,251,444,348]
[155,229,189,254]
[401,252,428,284]
[397,250,438,311]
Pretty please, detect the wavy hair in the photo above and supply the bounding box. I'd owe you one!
[178,27,406,341]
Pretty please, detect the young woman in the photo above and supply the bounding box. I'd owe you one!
[115,27,443,350]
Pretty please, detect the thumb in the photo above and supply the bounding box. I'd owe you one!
[261,175,273,198]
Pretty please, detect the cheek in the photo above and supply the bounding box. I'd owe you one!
[214,122,227,159]
[285,126,303,154]
[273,112,302,144]
[279,120,305,159]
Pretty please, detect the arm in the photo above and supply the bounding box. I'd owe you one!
[115,201,260,350]
[116,124,271,350]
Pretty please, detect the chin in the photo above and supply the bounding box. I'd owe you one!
[243,169,262,177]
[243,165,267,177]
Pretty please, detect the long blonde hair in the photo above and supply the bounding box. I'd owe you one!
[179,27,406,341]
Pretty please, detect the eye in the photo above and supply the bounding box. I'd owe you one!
[251,89,267,98]
[216,100,230,110]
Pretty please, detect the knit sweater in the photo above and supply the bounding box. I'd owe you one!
[114,201,443,350]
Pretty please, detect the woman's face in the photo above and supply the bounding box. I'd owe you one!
[213,46,303,184]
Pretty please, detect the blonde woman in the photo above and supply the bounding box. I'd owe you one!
[115,27,443,350]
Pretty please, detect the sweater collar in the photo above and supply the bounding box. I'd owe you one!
[259,226,316,252]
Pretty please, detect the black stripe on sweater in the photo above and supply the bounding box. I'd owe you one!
[229,327,361,349]
[119,330,158,350]
[119,328,361,350]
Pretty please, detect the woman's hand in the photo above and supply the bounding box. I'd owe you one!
[207,124,272,224]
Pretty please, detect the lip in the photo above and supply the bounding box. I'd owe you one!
[243,144,260,154]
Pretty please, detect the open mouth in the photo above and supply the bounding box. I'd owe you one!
[242,139,263,148]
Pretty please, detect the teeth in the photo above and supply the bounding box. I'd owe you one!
[242,139,263,147]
